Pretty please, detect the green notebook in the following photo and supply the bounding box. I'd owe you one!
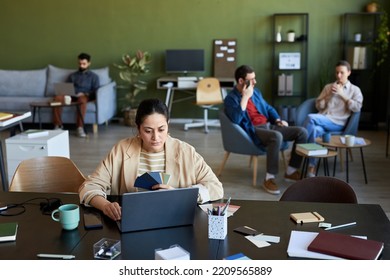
[296,143,328,156]
[0,222,18,242]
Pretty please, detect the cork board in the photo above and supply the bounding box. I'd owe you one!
[213,39,237,78]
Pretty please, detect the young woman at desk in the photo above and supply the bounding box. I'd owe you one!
[79,98,224,221]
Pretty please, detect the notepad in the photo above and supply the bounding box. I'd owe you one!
[22,129,49,138]
[0,112,13,121]
[0,222,18,242]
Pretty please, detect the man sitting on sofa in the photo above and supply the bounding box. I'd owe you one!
[53,52,99,137]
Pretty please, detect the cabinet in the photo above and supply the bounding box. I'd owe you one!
[5,130,69,183]
[271,13,309,124]
[342,12,383,129]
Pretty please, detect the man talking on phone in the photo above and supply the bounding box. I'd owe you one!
[224,65,308,195]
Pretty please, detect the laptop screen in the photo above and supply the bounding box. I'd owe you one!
[54,82,76,96]
[118,188,198,233]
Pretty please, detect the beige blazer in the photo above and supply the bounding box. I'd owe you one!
[79,135,223,204]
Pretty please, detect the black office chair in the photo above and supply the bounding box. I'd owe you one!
[279,176,358,203]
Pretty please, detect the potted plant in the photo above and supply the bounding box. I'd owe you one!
[366,1,378,13]
[114,50,152,126]
[373,9,389,67]
[287,30,295,42]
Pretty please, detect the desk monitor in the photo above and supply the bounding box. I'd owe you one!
[165,49,205,74]
[117,187,198,233]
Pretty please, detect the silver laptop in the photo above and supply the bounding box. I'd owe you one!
[117,188,198,233]
[54,82,76,96]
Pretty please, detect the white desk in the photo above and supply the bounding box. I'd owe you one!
[5,130,69,185]
[0,111,31,191]
[156,76,235,114]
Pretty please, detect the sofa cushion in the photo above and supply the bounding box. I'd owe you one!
[0,68,47,97]
[45,65,111,97]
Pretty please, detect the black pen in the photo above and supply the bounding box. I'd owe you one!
[220,197,231,216]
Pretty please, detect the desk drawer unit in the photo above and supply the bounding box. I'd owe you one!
[5,130,69,183]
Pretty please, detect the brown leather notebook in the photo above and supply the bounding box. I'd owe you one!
[308,231,384,260]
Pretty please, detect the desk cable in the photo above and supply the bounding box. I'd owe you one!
[0,197,62,216]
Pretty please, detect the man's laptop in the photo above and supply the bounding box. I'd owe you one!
[117,188,198,233]
[54,82,76,96]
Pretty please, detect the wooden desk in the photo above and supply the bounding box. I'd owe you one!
[1,192,389,260]
[0,112,32,191]
[156,76,235,114]
[217,200,390,260]
[30,101,85,132]
[316,135,371,183]
[0,192,87,259]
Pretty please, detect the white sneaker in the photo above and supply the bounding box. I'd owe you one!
[77,127,86,138]
[54,125,63,130]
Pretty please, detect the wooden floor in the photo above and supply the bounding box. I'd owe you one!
[2,121,390,219]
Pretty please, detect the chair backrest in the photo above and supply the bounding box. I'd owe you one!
[295,97,361,135]
[9,156,85,193]
[219,110,266,155]
[295,98,316,127]
[196,78,223,105]
[279,176,357,203]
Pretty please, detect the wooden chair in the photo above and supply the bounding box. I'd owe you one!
[279,176,357,203]
[184,78,223,133]
[9,156,85,193]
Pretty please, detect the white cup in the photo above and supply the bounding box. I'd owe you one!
[64,95,72,105]
[354,33,362,42]
[345,135,355,147]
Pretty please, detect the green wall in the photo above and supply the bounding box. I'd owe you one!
[1,0,389,118]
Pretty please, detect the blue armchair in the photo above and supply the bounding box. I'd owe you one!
[295,98,360,136]
[217,110,287,187]
[295,98,361,170]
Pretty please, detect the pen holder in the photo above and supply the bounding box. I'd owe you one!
[208,214,228,240]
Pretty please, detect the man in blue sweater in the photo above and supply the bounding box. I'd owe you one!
[224,65,307,195]
[53,52,99,137]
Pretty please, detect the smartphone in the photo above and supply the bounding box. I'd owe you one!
[83,212,103,229]
[245,79,251,88]
[0,203,8,211]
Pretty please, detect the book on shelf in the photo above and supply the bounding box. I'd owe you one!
[308,231,384,260]
[347,46,367,70]
[0,112,14,121]
[296,143,328,156]
[22,129,49,138]
[0,222,18,242]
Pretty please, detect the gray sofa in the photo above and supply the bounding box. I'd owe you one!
[0,65,117,133]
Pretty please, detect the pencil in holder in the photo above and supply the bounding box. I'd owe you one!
[208,214,228,240]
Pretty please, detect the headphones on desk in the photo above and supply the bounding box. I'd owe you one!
[40,198,63,215]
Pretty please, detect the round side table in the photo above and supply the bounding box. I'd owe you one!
[316,135,371,184]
